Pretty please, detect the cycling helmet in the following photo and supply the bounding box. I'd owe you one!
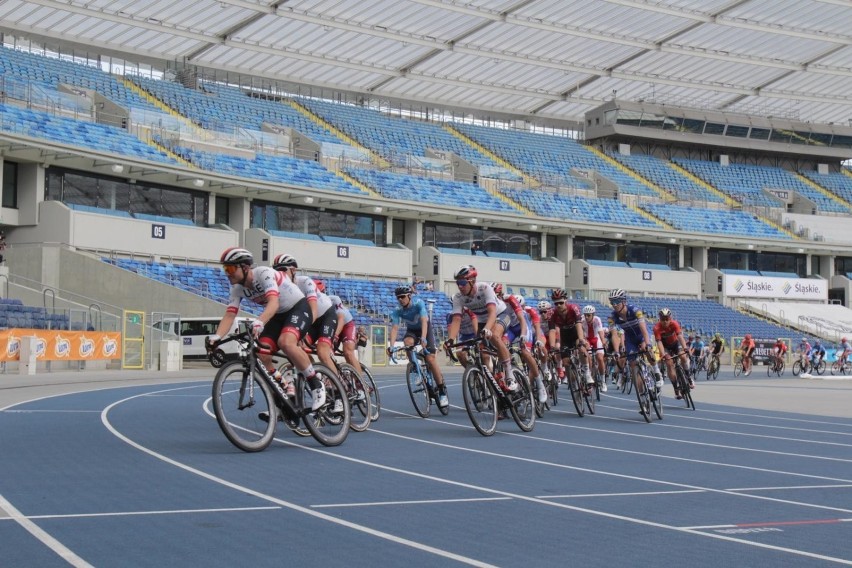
[537,300,552,312]
[551,288,568,301]
[815,338,821,344]
[490,282,503,296]
[696,335,702,339]
[220,247,253,265]
[745,333,752,340]
[454,264,477,281]
[843,337,848,343]
[714,332,721,339]
[801,337,807,342]
[658,308,672,318]
[513,294,525,307]
[394,284,413,296]
[688,335,694,340]
[608,289,627,305]
[272,253,298,270]
[582,305,596,315]
[777,338,782,343]
[313,279,325,293]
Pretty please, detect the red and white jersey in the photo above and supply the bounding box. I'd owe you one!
[292,273,333,314]
[523,306,541,328]
[584,315,604,345]
[227,266,304,314]
[451,282,507,322]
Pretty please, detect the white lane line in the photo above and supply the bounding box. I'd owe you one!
[623,410,852,438]
[0,493,94,568]
[372,416,852,515]
[311,497,512,509]
[726,484,852,492]
[0,506,282,521]
[527,412,852,463]
[671,406,852,428]
[262,411,852,565]
[100,386,498,568]
[537,490,706,499]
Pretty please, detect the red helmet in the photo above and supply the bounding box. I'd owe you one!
[551,288,568,301]
[745,334,752,340]
[220,247,253,265]
[313,279,325,293]
[490,282,503,296]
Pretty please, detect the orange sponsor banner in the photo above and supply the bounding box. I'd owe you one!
[0,329,122,361]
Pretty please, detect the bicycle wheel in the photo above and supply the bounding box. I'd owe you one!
[792,360,802,376]
[212,361,276,452]
[567,365,585,417]
[707,357,719,380]
[547,374,558,407]
[815,359,826,375]
[297,366,350,447]
[360,365,381,422]
[831,361,841,376]
[733,354,743,377]
[406,360,431,418]
[635,374,651,423]
[676,366,695,410]
[766,361,774,377]
[509,369,536,432]
[776,359,785,377]
[338,363,371,432]
[646,369,664,420]
[462,367,498,436]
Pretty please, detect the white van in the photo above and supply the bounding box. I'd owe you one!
[152,317,253,360]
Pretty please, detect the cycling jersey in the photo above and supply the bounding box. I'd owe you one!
[226,266,304,314]
[451,282,507,323]
[741,338,755,354]
[328,294,353,325]
[447,308,476,340]
[710,338,725,354]
[291,274,333,315]
[610,304,647,340]
[584,315,605,349]
[773,341,787,355]
[392,297,429,331]
[808,344,826,358]
[653,320,682,348]
[691,340,706,354]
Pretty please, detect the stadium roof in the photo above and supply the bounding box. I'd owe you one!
[2,0,852,127]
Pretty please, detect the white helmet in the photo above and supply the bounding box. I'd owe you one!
[582,305,596,315]
[537,300,551,312]
[513,294,525,307]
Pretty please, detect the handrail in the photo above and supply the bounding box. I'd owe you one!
[43,288,56,313]
[88,303,102,331]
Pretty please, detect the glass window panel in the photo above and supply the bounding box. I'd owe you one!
[749,128,770,140]
[703,123,725,135]
[725,125,749,138]
[680,119,705,134]
[2,162,18,208]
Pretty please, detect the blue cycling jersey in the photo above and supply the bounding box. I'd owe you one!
[391,297,428,330]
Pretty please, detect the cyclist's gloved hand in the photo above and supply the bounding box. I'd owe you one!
[250,319,264,337]
[443,338,454,350]
[205,335,221,351]
[535,339,545,349]
[386,343,393,356]
[482,328,493,339]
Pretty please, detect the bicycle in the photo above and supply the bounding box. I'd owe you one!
[452,335,535,436]
[767,354,785,377]
[792,356,825,376]
[733,351,750,377]
[206,323,350,452]
[706,353,721,380]
[831,358,852,376]
[665,351,695,411]
[627,351,663,423]
[511,344,545,418]
[533,344,558,410]
[558,346,592,417]
[390,344,449,418]
[287,342,372,432]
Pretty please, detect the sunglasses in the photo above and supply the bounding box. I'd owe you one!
[456,279,471,286]
[222,264,239,275]
[554,301,565,305]
[611,300,624,306]
[396,295,409,300]
[660,316,670,320]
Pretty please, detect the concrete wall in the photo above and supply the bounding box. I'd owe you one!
[416,246,565,296]
[10,201,238,260]
[245,228,413,278]
[567,259,701,303]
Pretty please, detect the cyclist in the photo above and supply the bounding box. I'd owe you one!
[273,254,337,372]
[604,327,624,385]
[445,265,517,393]
[547,288,594,388]
[797,337,812,368]
[608,289,663,405]
[325,283,364,378]
[808,339,827,371]
[509,294,548,403]
[771,338,787,372]
[209,247,325,411]
[388,284,448,408]
[740,333,756,376]
[690,334,707,371]
[446,307,478,368]
[582,305,608,392]
[709,333,726,366]
[838,337,852,368]
[653,308,693,399]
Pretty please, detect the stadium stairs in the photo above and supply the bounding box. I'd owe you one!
[794,171,852,211]
[584,146,675,202]
[667,161,738,207]
[443,124,539,187]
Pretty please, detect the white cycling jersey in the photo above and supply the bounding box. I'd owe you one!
[226,266,304,314]
[451,282,507,323]
[291,273,333,314]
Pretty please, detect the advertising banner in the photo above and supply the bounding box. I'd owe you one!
[0,330,122,362]
[723,275,826,300]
